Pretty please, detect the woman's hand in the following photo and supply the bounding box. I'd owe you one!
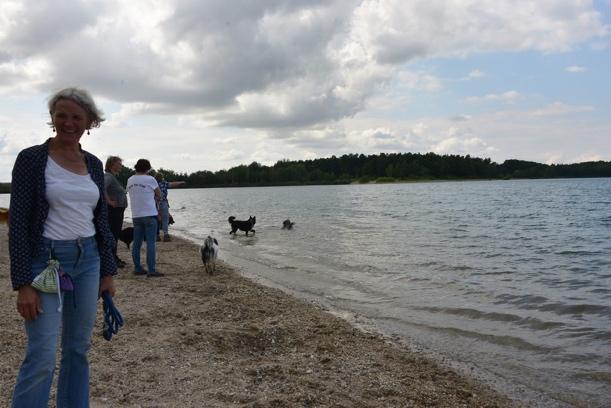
[17,285,42,321]
[99,276,116,298]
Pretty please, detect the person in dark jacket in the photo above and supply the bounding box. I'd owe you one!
[9,87,117,407]
[104,155,128,268]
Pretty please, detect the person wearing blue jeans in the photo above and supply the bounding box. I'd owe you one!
[158,200,169,239]
[132,216,158,274]
[9,88,117,407]
[127,159,162,277]
[154,172,185,242]
[12,238,101,407]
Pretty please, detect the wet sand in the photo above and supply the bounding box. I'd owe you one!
[0,223,514,407]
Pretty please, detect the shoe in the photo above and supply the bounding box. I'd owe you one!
[156,235,161,242]
[116,259,126,268]
[147,272,165,277]
[134,269,148,275]
[163,234,171,242]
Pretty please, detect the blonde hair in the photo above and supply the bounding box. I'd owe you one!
[48,87,105,128]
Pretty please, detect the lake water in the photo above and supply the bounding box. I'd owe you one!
[2,178,610,406]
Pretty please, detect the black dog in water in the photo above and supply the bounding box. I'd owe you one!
[282,219,295,230]
[228,216,256,236]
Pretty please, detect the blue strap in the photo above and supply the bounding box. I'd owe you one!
[102,291,124,341]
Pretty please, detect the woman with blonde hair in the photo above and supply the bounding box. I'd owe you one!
[9,87,117,407]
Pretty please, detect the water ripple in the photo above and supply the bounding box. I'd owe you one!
[413,306,566,330]
[162,178,611,407]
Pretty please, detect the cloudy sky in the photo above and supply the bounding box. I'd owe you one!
[1,0,610,181]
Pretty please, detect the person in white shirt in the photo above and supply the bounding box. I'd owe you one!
[10,87,117,407]
[126,159,162,277]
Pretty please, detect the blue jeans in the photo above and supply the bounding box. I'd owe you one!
[12,236,100,408]
[158,201,169,235]
[132,216,157,273]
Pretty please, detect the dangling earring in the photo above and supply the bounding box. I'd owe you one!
[87,129,90,135]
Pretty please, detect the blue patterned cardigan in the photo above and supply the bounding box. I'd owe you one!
[9,139,117,290]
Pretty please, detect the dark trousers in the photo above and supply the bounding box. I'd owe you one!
[107,206,125,260]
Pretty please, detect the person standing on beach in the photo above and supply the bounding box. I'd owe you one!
[154,172,185,242]
[9,87,117,407]
[127,159,162,277]
[104,156,128,268]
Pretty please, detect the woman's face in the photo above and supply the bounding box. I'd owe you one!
[112,160,123,175]
[51,99,90,144]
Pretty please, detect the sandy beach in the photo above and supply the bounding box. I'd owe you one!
[0,223,514,407]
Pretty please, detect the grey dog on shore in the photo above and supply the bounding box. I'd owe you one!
[200,236,219,275]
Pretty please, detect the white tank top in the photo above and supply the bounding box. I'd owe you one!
[43,156,99,240]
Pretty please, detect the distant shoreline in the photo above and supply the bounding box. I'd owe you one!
[1,175,610,194]
[1,151,610,191]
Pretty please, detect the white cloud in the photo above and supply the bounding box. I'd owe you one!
[450,115,473,122]
[344,100,611,164]
[571,153,603,163]
[543,153,563,165]
[466,90,520,103]
[340,119,500,159]
[462,69,485,80]
[106,103,155,128]
[529,102,593,117]
[351,0,607,63]
[565,65,587,73]
[0,0,609,180]
[347,127,415,151]
[0,0,606,126]
[0,116,47,179]
[397,70,442,92]
[432,135,495,156]
[545,152,603,165]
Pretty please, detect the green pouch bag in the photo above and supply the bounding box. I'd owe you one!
[31,258,63,311]
[31,259,60,293]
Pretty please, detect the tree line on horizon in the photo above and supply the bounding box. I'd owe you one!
[1,152,610,194]
[118,152,611,188]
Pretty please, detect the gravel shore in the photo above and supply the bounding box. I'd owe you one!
[0,223,514,407]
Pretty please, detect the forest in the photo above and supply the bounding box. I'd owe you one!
[1,152,610,194]
[116,152,611,188]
